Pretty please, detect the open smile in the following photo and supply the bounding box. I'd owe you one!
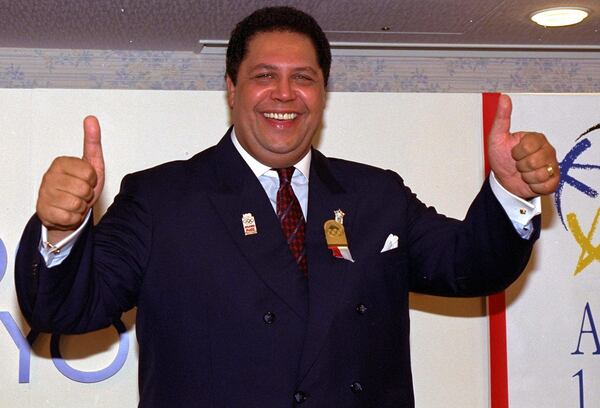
[263,112,299,121]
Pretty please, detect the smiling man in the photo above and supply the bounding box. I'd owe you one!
[16,6,559,408]
[226,30,326,169]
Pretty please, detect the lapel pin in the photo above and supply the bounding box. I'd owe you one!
[334,209,345,224]
[324,209,354,262]
[242,213,258,236]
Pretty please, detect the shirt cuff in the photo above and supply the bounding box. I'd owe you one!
[489,172,541,240]
[39,210,92,267]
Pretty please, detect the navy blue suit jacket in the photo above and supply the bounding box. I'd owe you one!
[16,131,538,407]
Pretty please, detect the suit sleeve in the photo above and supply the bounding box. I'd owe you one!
[15,174,151,334]
[403,175,539,297]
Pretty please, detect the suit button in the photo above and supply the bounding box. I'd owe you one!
[31,262,39,277]
[355,303,368,315]
[263,311,276,324]
[350,381,363,394]
[293,391,308,403]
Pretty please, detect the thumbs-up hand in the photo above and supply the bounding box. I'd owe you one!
[36,116,105,242]
[487,95,560,200]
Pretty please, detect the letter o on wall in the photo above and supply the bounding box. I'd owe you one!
[51,319,129,383]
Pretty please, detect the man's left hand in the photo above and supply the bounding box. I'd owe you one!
[487,94,560,200]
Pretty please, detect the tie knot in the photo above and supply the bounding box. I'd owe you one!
[276,167,295,185]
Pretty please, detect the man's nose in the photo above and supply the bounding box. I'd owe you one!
[271,78,295,101]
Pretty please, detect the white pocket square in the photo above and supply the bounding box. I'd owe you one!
[380,234,399,253]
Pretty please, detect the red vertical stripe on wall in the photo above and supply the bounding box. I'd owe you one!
[483,93,509,408]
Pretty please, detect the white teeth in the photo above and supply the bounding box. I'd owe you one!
[263,112,298,120]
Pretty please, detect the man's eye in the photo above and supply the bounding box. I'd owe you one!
[255,73,273,79]
[294,74,313,82]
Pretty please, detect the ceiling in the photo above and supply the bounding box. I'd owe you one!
[1,0,599,52]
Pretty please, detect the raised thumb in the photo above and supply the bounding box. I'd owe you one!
[82,115,105,197]
[488,94,513,144]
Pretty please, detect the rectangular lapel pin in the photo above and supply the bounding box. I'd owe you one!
[324,209,355,262]
[242,213,258,236]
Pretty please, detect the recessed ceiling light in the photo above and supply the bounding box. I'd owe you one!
[530,7,589,27]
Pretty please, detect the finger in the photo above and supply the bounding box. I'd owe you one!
[526,177,560,196]
[514,143,556,173]
[38,178,91,212]
[53,175,95,203]
[49,156,98,187]
[36,189,89,229]
[518,164,558,185]
[82,116,105,179]
[51,193,89,215]
[511,132,548,162]
[488,94,512,142]
[37,204,88,231]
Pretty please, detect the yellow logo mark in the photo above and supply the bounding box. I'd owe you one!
[567,208,600,276]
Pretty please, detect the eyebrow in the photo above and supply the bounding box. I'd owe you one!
[249,64,319,74]
[576,122,600,141]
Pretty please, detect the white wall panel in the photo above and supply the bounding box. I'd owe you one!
[0,90,485,407]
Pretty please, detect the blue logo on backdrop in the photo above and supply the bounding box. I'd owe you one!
[0,237,7,283]
[0,234,129,383]
[554,123,600,276]
[50,319,129,383]
[555,123,600,230]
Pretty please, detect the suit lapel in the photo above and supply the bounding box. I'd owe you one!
[206,132,308,321]
[298,149,357,381]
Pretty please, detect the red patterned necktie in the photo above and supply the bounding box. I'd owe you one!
[276,167,307,276]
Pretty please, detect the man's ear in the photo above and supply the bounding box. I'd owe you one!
[225,75,236,109]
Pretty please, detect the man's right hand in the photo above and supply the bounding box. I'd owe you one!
[36,116,105,244]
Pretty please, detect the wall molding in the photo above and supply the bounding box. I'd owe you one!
[1,47,599,92]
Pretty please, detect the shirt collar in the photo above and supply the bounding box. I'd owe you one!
[231,127,311,180]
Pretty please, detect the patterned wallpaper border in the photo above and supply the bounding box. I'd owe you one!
[1,47,599,92]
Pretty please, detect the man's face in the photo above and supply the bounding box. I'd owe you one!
[226,31,327,168]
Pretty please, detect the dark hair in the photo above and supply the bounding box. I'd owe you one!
[226,6,331,86]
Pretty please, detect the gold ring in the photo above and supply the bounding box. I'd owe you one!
[546,164,555,178]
